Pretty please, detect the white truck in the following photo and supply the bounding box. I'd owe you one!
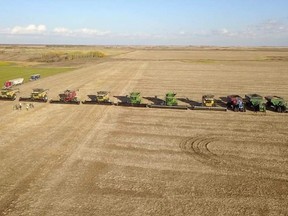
[4,78,24,88]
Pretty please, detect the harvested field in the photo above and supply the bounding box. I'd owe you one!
[0,47,288,215]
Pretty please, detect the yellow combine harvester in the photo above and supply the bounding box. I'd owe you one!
[82,91,114,105]
[202,94,215,107]
[19,88,49,102]
[193,94,227,111]
[0,88,20,101]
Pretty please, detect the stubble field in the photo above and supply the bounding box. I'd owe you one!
[0,47,288,215]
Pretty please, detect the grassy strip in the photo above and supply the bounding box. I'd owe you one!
[0,62,73,86]
[0,61,13,66]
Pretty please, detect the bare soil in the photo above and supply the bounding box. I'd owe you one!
[0,47,288,216]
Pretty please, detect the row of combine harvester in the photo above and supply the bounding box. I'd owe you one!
[1,87,287,113]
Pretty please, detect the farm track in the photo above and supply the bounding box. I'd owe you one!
[1,48,288,215]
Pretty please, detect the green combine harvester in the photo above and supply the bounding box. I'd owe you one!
[117,92,147,107]
[149,92,188,110]
[245,94,266,112]
[265,96,287,113]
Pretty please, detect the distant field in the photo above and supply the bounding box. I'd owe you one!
[0,61,73,86]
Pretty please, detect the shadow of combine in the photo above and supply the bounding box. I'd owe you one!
[143,96,165,105]
[178,97,201,106]
[113,95,129,103]
[87,95,97,101]
[219,96,228,103]
[216,97,227,108]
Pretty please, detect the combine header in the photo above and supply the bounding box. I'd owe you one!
[82,91,114,105]
[226,95,246,112]
[50,89,80,105]
[19,88,48,102]
[193,95,227,111]
[117,92,147,107]
[265,96,287,113]
[245,94,266,112]
[0,88,20,101]
[149,92,188,110]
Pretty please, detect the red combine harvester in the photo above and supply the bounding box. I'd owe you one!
[50,89,80,104]
[226,95,246,112]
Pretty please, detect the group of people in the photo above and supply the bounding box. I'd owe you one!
[13,103,34,111]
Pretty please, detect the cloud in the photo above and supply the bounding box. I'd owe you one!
[179,31,186,35]
[0,24,109,38]
[53,27,110,37]
[11,24,46,34]
[247,20,288,36]
[0,20,287,46]
[211,28,237,37]
[53,27,71,34]
[212,20,288,39]
[76,28,110,36]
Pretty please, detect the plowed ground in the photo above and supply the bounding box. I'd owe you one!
[0,48,288,215]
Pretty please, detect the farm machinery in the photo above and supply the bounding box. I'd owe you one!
[265,96,287,113]
[226,95,246,112]
[117,92,147,107]
[245,94,266,112]
[149,92,188,110]
[19,88,49,102]
[50,89,80,105]
[0,88,20,101]
[82,91,114,105]
[193,95,227,111]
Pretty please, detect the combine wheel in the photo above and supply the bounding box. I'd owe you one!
[276,106,282,113]
[226,102,231,109]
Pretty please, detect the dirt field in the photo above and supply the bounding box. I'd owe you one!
[0,47,288,215]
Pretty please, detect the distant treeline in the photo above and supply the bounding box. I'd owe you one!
[33,51,105,62]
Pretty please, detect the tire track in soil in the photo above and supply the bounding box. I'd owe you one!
[179,136,288,181]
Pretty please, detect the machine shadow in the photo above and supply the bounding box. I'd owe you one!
[178,97,201,106]
[143,96,165,105]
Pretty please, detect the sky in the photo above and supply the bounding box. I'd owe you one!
[0,0,288,46]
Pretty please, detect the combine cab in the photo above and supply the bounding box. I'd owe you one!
[50,89,80,105]
[193,95,227,111]
[149,92,188,110]
[19,88,48,102]
[227,95,246,112]
[82,91,114,105]
[245,94,266,112]
[0,88,20,101]
[117,92,147,107]
[265,96,287,113]
[202,94,215,107]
